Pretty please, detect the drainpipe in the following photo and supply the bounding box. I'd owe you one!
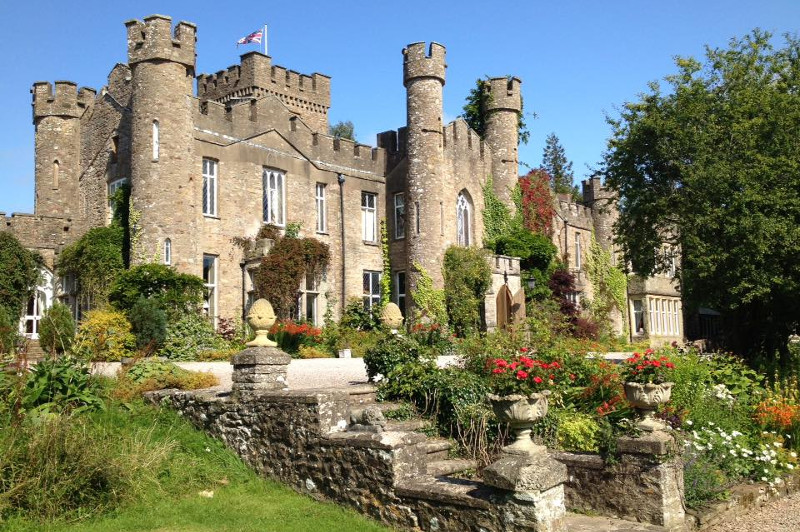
[240,260,247,325]
[338,173,347,315]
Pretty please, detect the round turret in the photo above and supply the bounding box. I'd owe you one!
[484,77,522,210]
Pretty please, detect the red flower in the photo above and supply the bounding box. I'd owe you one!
[520,347,529,353]
[569,374,576,381]
[533,376,543,384]
[492,368,505,374]
[495,359,508,368]
[516,370,529,380]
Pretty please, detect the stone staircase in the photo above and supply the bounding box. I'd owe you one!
[344,385,479,479]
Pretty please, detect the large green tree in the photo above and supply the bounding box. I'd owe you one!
[0,232,41,318]
[541,133,578,199]
[604,30,800,360]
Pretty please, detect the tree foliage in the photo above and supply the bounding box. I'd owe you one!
[461,77,530,144]
[604,30,800,357]
[108,263,204,317]
[542,133,579,200]
[0,232,41,318]
[519,169,555,236]
[57,225,124,310]
[443,246,492,337]
[328,120,356,141]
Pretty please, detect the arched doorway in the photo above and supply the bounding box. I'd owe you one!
[496,285,513,330]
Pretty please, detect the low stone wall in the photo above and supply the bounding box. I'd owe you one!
[553,432,685,530]
[148,387,564,532]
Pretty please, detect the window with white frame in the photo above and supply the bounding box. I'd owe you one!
[315,183,326,233]
[202,254,217,325]
[566,291,581,307]
[152,120,159,161]
[395,271,406,318]
[202,159,217,217]
[394,193,405,239]
[362,192,377,242]
[456,192,471,246]
[164,238,171,265]
[263,168,285,226]
[363,270,381,311]
[575,232,582,270]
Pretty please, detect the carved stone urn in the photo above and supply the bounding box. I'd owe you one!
[380,302,404,333]
[488,391,551,455]
[246,298,277,347]
[624,381,674,432]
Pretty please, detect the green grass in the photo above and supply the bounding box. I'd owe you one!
[1,400,392,532]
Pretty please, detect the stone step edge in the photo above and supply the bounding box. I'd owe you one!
[426,458,477,477]
[395,476,493,511]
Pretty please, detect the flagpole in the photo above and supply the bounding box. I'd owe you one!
[264,24,268,56]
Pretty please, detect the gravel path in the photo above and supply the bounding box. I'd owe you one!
[93,355,460,390]
[703,492,800,532]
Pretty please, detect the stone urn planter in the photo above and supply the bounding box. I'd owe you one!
[488,391,550,455]
[624,381,674,432]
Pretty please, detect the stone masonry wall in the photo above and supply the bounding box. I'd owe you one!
[150,388,563,532]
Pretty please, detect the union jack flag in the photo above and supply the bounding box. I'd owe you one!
[237,29,263,45]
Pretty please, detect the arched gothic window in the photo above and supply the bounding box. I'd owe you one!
[456,192,472,247]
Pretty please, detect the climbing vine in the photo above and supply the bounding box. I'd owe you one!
[481,176,517,249]
[380,220,392,308]
[585,232,628,334]
[409,262,447,326]
[518,169,555,236]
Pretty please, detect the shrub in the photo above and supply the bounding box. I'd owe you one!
[38,302,76,355]
[108,263,204,316]
[298,345,332,359]
[443,246,492,337]
[0,231,41,319]
[269,320,323,355]
[493,229,556,272]
[72,309,136,362]
[128,297,167,353]
[339,298,380,331]
[160,312,223,361]
[410,262,447,326]
[56,225,124,309]
[363,334,429,381]
[21,355,104,414]
[555,411,601,452]
[113,359,218,400]
[0,305,20,354]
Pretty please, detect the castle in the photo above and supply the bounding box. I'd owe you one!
[2,14,682,346]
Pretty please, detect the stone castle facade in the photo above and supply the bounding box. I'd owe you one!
[2,14,681,345]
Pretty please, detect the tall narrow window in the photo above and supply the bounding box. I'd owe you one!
[649,298,656,334]
[394,193,405,239]
[262,168,285,226]
[395,271,406,317]
[575,232,582,270]
[673,301,680,335]
[202,254,217,326]
[315,183,326,233]
[632,299,645,334]
[415,201,420,234]
[363,270,381,311]
[164,238,172,265]
[361,192,377,242]
[52,160,59,188]
[456,192,471,246]
[202,159,217,217]
[107,177,129,220]
[303,273,319,325]
[152,120,159,161]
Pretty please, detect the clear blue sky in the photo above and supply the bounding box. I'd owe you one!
[1,1,799,214]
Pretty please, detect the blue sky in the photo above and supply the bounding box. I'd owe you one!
[1,1,799,214]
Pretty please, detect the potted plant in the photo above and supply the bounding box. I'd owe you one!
[621,348,676,432]
[487,349,563,455]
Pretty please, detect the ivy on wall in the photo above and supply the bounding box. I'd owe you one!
[443,246,492,337]
[410,262,447,326]
[585,232,628,334]
[380,220,392,309]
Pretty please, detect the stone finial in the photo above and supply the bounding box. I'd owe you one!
[246,298,277,347]
[380,302,404,331]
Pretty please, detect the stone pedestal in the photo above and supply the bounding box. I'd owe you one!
[231,346,291,397]
[483,453,568,532]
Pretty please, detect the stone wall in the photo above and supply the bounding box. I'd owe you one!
[149,387,569,532]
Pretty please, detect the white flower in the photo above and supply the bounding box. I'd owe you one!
[791,452,797,458]
[771,459,778,465]
[729,449,737,456]
[709,422,715,426]
[762,477,769,482]
[686,420,693,426]
[773,442,783,448]
[788,464,795,470]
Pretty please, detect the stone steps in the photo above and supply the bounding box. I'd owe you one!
[345,384,377,405]
[420,438,453,461]
[426,458,477,477]
[385,419,430,432]
[564,513,668,532]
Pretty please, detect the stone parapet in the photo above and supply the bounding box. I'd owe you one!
[231,346,291,397]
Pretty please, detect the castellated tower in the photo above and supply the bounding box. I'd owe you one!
[403,42,447,293]
[31,81,95,218]
[483,77,522,210]
[125,15,197,268]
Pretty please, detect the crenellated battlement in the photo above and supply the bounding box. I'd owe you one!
[485,76,522,112]
[125,14,196,68]
[197,52,330,132]
[557,197,594,225]
[31,81,96,121]
[442,119,484,158]
[195,97,384,177]
[403,42,446,86]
